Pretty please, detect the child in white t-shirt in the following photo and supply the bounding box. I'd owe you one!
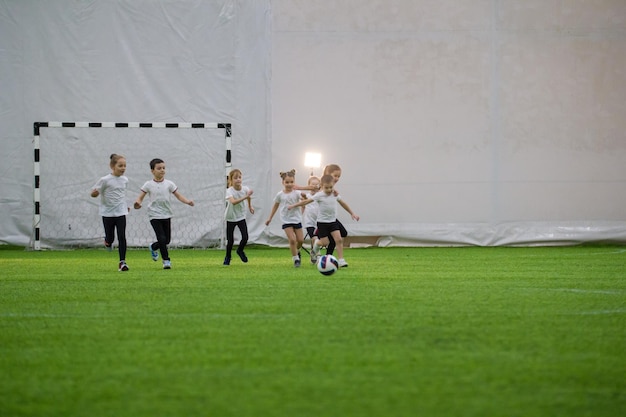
[265,169,304,267]
[134,158,194,269]
[224,169,254,265]
[90,153,130,272]
[289,174,359,268]
[301,175,320,264]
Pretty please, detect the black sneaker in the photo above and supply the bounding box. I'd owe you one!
[223,256,231,266]
[236,249,248,263]
[294,258,301,267]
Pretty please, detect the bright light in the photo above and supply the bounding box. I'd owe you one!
[304,152,321,170]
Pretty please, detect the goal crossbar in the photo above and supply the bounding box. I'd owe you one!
[32,121,232,250]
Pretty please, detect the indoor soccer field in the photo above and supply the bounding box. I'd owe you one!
[1,245,624,417]
[3,2,626,416]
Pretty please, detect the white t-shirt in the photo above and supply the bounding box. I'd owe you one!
[273,190,302,225]
[302,192,319,228]
[312,191,342,223]
[92,174,129,217]
[140,179,178,220]
[225,185,251,222]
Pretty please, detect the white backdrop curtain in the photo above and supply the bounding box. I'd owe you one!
[1,0,625,247]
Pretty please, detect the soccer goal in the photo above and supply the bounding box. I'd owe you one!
[32,121,232,250]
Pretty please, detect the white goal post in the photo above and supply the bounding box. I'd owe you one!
[32,121,232,250]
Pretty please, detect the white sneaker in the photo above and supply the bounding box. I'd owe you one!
[310,245,319,264]
[163,260,171,269]
[310,249,318,264]
[338,258,348,268]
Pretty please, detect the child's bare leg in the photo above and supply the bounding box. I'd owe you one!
[284,227,298,256]
[295,228,304,252]
[317,237,329,249]
[330,230,344,259]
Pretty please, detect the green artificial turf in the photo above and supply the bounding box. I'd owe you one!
[0,245,624,416]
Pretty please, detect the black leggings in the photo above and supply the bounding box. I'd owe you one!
[150,218,172,261]
[226,219,248,257]
[103,216,127,261]
[326,219,348,255]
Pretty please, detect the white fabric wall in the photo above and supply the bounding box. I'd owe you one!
[1,0,625,248]
[0,0,272,247]
[269,0,626,246]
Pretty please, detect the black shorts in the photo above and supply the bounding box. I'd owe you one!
[282,223,302,230]
[316,221,341,239]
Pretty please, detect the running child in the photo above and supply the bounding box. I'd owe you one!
[133,158,194,270]
[301,175,320,264]
[224,168,254,265]
[323,163,348,256]
[288,174,359,268]
[90,153,130,272]
[265,169,305,267]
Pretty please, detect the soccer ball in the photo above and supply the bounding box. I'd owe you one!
[317,254,339,276]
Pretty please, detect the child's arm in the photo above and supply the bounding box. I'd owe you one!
[173,190,194,206]
[133,190,147,209]
[288,198,312,210]
[247,195,255,214]
[295,184,320,192]
[91,178,103,198]
[265,202,279,225]
[228,189,253,206]
[339,200,359,221]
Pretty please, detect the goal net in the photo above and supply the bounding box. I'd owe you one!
[32,122,231,250]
